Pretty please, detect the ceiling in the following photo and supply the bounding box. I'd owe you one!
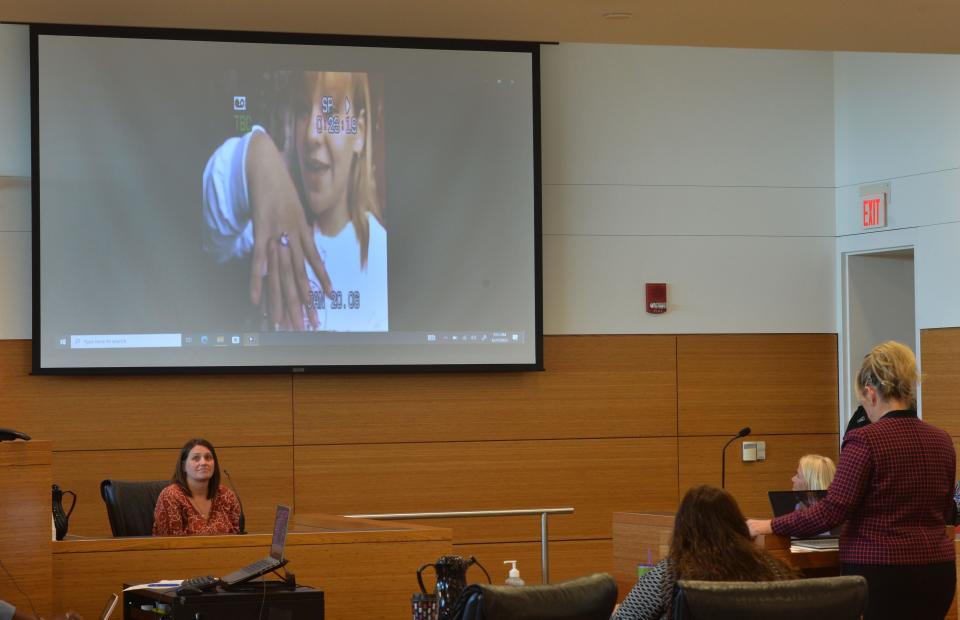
[2,0,958,54]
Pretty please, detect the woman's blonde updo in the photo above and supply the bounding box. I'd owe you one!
[856,341,918,407]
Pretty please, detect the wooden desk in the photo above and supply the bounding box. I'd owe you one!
[756,533,838,576]
[0,440,52,618]
[613,512,957,619]
[54,514,451,620]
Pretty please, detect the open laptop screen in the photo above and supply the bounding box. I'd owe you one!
[270,505,291,561]
[767,490,840,537]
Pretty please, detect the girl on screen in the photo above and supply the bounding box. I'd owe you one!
[203,71,387,333]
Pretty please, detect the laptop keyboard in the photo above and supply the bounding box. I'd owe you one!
[221,558,278,585]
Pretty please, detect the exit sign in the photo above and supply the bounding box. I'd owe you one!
[862,193,887,229]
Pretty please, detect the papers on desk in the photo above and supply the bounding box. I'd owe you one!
[790,545,816,553]
[791,537,839,551]
[124,580,183,591]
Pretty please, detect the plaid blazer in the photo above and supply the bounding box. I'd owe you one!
[773,410,956,565]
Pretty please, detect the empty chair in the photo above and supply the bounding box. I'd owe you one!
[99,479,169,537]
[449,572,616,620]
[673,575,868,620]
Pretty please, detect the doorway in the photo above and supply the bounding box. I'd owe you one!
[840,247,916,431]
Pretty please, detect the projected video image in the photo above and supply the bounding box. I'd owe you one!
[203,71,387,333]
[36,29,538,370]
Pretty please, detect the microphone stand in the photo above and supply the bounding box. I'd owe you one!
[721,427,751,489]
[223,469,247,534]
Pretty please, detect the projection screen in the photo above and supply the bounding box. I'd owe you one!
[32,25,542,373]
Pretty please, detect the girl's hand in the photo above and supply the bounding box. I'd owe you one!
[245,131,333,330]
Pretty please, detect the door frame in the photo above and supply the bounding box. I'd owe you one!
[839,243,918,432]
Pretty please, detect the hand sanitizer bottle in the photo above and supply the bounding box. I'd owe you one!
[503,560,525,586]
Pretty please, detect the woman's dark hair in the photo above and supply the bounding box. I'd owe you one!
[669,485,790,582]
[171,438,221,500]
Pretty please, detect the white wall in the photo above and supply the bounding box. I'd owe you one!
[541,44,836,334]
[835,51,960,331]
[0,30,839,339]
[0,24,30,339]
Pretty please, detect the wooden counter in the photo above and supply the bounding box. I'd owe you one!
[0,440,52,618]
[612,511,673,596]
[54,514,451,620]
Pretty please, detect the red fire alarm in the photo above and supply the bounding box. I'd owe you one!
[646,283,667,314]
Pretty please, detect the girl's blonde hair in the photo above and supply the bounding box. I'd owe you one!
[344,72,381,269]
[855,341,918,407]
[798,454,836,491]
[278,71,383,268]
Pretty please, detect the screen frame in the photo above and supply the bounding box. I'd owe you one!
[30,23,543,375]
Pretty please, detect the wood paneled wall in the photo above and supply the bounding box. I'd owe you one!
[920,327,960,477]
[0,333,839,586]
[915,328,960,620]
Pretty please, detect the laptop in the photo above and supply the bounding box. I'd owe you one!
[767,490,840,550]
[220,504,291,587]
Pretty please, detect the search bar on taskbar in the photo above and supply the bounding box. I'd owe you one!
[70,333,182,349]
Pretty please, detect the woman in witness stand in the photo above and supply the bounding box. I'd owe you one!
[748,341,956,620]
[613,485,793,620]
[153,438,241,536]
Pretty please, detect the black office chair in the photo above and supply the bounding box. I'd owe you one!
[673,575,868,620]
[448,572,617,620]
[99,479,170,537]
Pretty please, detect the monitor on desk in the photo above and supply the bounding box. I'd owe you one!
[768,490,840,539]
[271,505,291,561]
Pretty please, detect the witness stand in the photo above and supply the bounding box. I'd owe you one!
[55,514,451,620]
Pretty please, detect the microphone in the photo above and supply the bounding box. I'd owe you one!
[223,469,247,534]
[721,427,751,489]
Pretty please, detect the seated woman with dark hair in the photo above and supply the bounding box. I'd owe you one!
[613,485,793,620]
[152,438,241,536]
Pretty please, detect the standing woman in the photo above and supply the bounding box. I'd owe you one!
[748,341,956,620]
[153,438,241,536]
